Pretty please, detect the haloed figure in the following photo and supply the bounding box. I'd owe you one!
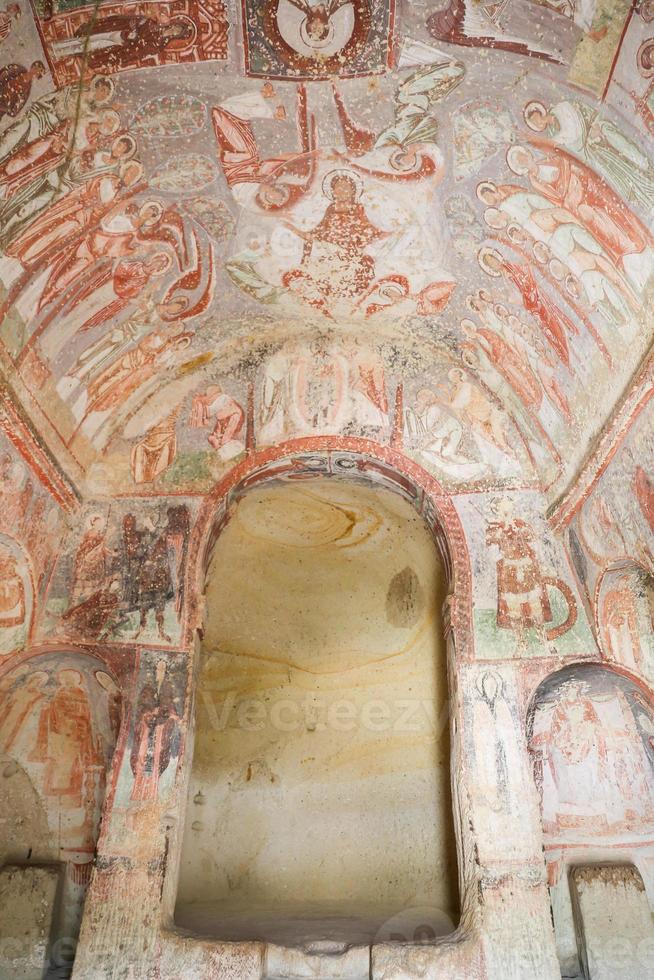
[284,0,359,45]
[282,170,387,316]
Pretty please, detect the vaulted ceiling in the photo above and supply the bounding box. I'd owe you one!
[1,0,653,502]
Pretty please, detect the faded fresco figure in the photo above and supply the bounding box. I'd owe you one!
[472,672,511,814]
[0,60,46,121]
[95,670,122,743]
[131,410,181,484]
[70,514,115,602]
[63,513,121,639]
[601,572,646,671]
[0,545,26,627]
[282,170,388,317]
[405,387,483,480]
[524,98,654,213]
[486,500,576,649]
[599,566,654,678]
[446,368,520,473]
[51,15,194,72]
[530,669,654,838]
[31,669,103,817]
[59,504,192,644]
[130,506,190,642]
[257,342,388,443]
[0,539,30,655]
[130,661,180,804]
[0,3,20,44]
[1,670,48,755]
[0,657,121,968]
[191,385,245,459]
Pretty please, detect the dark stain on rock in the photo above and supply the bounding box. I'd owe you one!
[386,566,424,628]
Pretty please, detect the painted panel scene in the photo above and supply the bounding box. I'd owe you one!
[530,664,654,844]
[0,652,121,974]
[0,0,654,976]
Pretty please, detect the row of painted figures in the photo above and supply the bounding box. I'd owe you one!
[0,66,654,490]
[0,0,639,94]
[2,490,652,659]
[1,61,654,489]
[0,69,215,422]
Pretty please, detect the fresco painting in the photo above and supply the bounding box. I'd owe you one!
[0,652,121,953]
[0,534,31,655]
[403,370,533,485]
[454,494,593,659]
[41,500,197,647]
[257,339,389,442]
[528,663,654,979]
[427,0,634,98]
[242,0,395,79]
[214,59,462,322]
[466,665,538,862]
[0,0,653,975]
[0,17,652,497]
[633,4,654,136]
[529,665,654,842]
[0,424,66,657]
[0,1,52,121]
[39,0,229,86]
[427,0,580,65]
[111,651,186,827]
[570,394,654,629]
[599,564,654,681]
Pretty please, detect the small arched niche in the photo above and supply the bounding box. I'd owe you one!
[175,471,459,945]
[528,664,654,978]
[0,651,122,976]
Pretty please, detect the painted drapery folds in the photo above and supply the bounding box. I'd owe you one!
[0,418,67,657]
[39,1,229,86]
[530,665,654,842]
[0,651,122,963]
[0,0,654,977]
[41,499,197,647]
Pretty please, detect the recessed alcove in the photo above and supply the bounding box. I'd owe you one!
[528,663,654,978]
[175,477,459,946]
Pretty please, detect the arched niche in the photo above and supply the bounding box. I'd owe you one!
[175,447,465,948]
[0,650,122,977]
[0,533,34,658]
[527,663,654,977]
[597,562,654,683]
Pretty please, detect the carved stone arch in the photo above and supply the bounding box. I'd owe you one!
[185,436,474,655]
[174,435,477,950]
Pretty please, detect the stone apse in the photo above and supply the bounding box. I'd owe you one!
[0,0,654,977]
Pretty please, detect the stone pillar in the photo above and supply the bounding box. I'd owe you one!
[570,865,654,979]
[461,662,559,979]
[72,648,192,980]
